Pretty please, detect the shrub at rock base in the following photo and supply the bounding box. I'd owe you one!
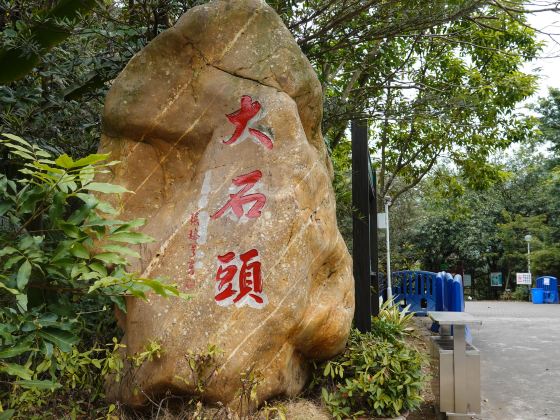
[313,302,426,419]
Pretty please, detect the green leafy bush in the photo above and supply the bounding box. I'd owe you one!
[511,285,530,301]
[0,134,186,417]
[370,299,415,342]
[314,302,426,419]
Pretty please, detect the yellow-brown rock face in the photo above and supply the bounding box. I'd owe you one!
[100,0,354,408]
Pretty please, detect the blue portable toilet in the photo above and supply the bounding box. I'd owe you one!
[536,276,559,304]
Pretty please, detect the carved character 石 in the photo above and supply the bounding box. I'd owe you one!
[211,170,266,221]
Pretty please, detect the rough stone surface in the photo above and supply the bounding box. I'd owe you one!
[100,0,354,408]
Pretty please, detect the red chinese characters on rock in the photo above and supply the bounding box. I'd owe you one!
[211,95,273,309]
[211,170,266,221]
[215,249,268,309]
[224,95,273,150]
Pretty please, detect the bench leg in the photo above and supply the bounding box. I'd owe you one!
[453,324,467,414]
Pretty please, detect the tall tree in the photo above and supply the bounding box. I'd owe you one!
[316,2,541,204]
[535,87,560,156]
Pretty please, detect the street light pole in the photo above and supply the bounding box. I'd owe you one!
[524,234,532,283]
[527,241,531,274]
[385,196,392,301]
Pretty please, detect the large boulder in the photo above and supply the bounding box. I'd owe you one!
[100,0,354,408]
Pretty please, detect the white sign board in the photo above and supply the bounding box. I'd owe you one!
[544,277,550,286]
[516,272,532,285]
[463,274,472,287]
[377,213,386,229]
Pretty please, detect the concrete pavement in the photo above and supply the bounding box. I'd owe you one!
[465,301,560,420]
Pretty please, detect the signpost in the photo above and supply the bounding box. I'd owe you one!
[490,272,502,287]
[516,272,532,286]
[463,274,472,288]
[352,120,380,332]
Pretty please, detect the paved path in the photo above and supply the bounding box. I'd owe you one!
[465,301,560,420]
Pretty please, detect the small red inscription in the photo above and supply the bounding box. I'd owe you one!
[224,95,273,149]
[211,170,266,221]
[215,249,268,308]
